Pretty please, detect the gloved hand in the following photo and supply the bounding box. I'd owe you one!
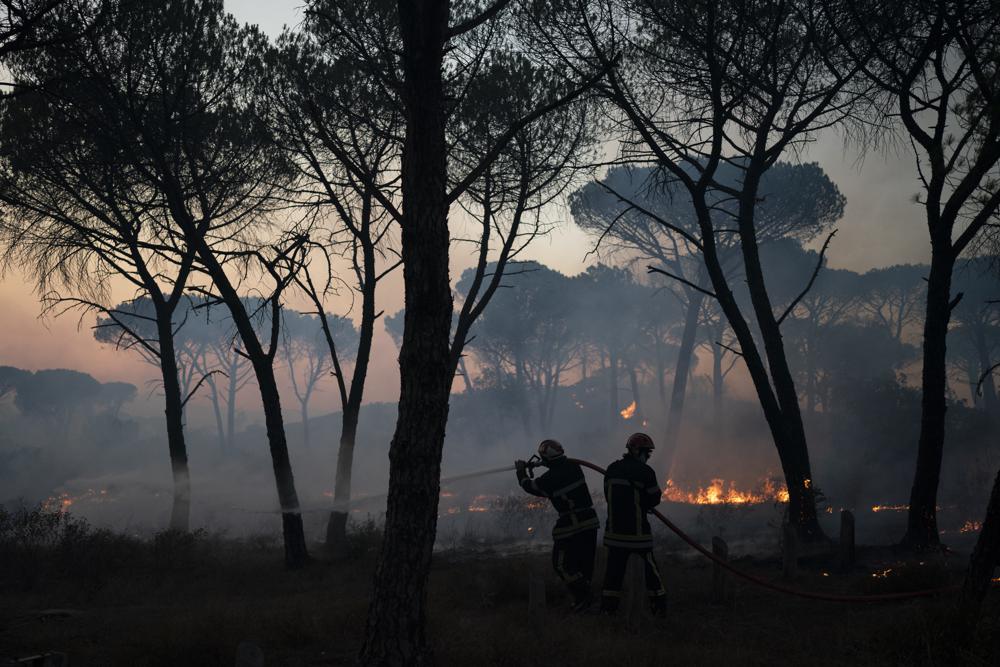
[515,459,527,475]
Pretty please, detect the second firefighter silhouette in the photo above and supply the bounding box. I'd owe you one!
[600,432,667,615]
[515,440,599,611]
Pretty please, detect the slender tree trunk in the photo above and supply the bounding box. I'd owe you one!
[208,376,226,453]
[360,2,452,661]
[458,356,475,393]
[515,355,532,435]
[974,325,998,413]
[628,364,642,422]
[712,339,724,439]
[191,244,309,568]
[157,315,191,533]
[327,245,377,555]
[608,348,619,428]
[661,293,703,476]
[226,352,238,449]
[953,467,1000,646]
[736,171,823,541]
[547,367,561,430]
[254,359,309,568]
[692,185,823,541]
[805,338,817,419]
[301,401,310,449]
[656,339,667,406]
[903,247,956,549]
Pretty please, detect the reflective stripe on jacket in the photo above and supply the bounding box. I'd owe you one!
[603,455,662,549]
[520,457,599,539]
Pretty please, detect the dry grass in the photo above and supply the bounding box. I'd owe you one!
[0,506,997,666]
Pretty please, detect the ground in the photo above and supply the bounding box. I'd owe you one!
[1,515,998,666]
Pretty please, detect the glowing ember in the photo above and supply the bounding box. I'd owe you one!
[41,488,113,513]
[467,493,492,512]
[960,520,983,533]
[662,477,789,505]
[440,491,456,498]
[872,567,893,579]
[620,400,637,419]
[871,504,909,513]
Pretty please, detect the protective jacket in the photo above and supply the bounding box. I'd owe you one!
[602,454,662,549]
[518,457,599,539]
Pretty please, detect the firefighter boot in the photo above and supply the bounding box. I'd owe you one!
[599,593,620,615]
[570,581,592,612]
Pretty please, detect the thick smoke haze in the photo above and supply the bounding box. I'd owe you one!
[0,0,986,551]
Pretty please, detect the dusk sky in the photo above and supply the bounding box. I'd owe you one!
[0,0,933,419]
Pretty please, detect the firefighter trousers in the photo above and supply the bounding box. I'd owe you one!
[600,546,666,612]
[552,528,597,605]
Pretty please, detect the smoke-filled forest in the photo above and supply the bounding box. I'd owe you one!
[2,0,1000,665]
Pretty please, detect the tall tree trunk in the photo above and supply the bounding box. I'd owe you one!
[254,360,309,568]
[661,292,703,477]
[226,352,238,449]
[608,348,619,428]
[974,325,998,413]
[191,244,309,568]
[326,244,377,555]
[903,248,956,549]
[207,376,226,453]
[628,363,642,422]
[692,186,823,541]
[736,171,823,541]
[458,356,475,393]
[301,401,310,449]
[712,338,724,439]
[360,2,452,662]
[515,354,532,436]
[656,338,667,406]
[157,315,191,532]
[805,337,817,419]
[953,467,1000,646]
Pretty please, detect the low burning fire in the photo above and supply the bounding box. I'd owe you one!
[620,400,637,419]
[960,520,983,533]
[662,477,790,505]
[871,504,909,513]
[41,488,113,513]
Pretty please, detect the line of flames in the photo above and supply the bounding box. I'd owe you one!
[662,477,790,505]
[43,486,989,535]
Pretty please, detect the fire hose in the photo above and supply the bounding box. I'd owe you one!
[245,456,966,602]
[565,458,963,603]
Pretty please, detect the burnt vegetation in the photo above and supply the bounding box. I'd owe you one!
[1,0,1000,665]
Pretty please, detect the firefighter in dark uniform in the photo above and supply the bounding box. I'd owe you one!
[599,432,667,616]
[515,439,599,611]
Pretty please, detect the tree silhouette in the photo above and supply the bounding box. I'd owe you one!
[834,0,1000,549]
[571,162,845,471]
[280,309,357,449]
[534,0,864,540]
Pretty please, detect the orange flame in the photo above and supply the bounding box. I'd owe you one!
[662,477,789,505]
[41,488,112,513]
[871,504,909,513]
[620,401,637,419]
[960,520,983,533]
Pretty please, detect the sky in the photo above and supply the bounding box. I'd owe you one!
[0,1,934,423]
